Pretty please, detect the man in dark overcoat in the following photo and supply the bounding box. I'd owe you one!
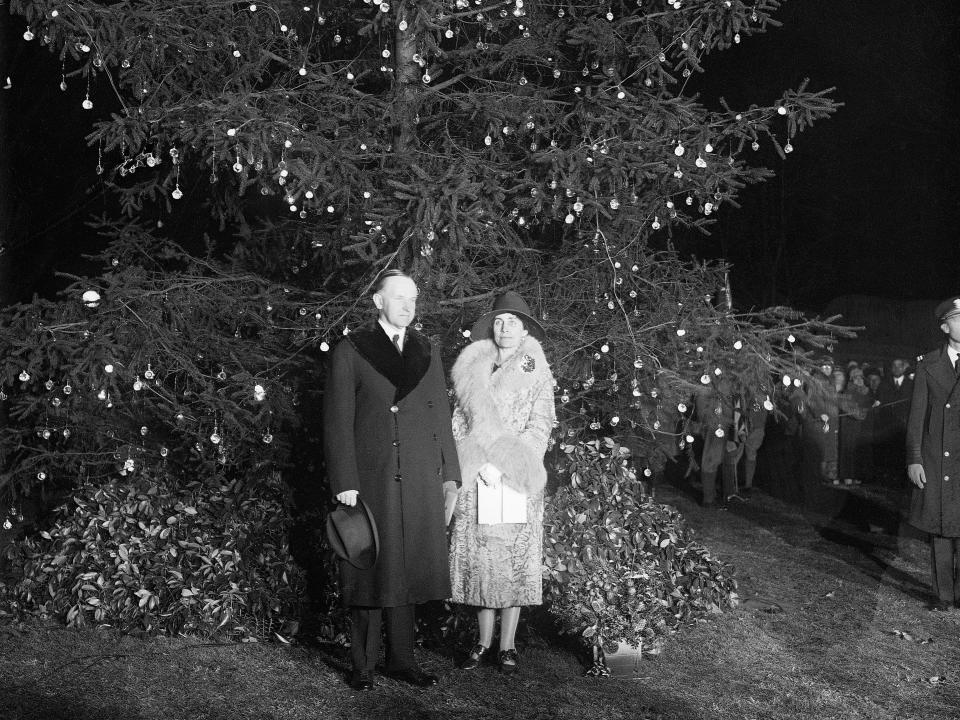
[906,296,960,610]
[324,270,461,689]
[878,357,913,479]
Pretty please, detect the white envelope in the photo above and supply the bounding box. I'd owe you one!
[477,477,527,524]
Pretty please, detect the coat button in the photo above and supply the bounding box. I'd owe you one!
[427,400,434,408]
[947,404,952,409]
[433,433,438,441]
[945,475,951,482]
[390,405,399,413]
[392,441,400,447]
[946,451,951,457]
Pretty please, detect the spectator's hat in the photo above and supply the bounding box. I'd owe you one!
[470,291,545,341]
[326,499,380,570]
[935,296,960,322]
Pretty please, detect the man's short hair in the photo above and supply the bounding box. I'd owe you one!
[373,269,414,294]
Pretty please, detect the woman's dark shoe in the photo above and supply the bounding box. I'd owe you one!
[460,643,489,670]
[498,648,519,674]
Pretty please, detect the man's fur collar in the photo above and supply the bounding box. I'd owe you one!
[451,336,552,495]
[344,321,431,402]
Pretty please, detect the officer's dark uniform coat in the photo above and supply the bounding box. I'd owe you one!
[905,346,960,537]
[323,323,461,606]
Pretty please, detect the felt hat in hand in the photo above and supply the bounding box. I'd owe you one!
[470,291,545,341]
[325,498,380,570]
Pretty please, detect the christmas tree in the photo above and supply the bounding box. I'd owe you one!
[0,1,847,643]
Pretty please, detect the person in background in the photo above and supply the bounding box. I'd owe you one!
[877,357,913,482]
[799,357,841,486]
[448,291,556,674]
[906,297,960,610]
[323,270,462,691]
[848,366,875,482]
[838,367,871,484]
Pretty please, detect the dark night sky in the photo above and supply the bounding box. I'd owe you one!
[4,2,960,313]
[682,0,960,311]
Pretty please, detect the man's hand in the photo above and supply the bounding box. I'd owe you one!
[907,463,926,489]
[478,462,503,487]
[442,480,459,526]
[336,490,359,506]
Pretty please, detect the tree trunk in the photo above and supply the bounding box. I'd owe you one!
[0,6,13,307]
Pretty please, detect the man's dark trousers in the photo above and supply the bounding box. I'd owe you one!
[350,605,416,672]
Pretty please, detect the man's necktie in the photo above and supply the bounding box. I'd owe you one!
[955,359,959,378]
[392,333,402,353]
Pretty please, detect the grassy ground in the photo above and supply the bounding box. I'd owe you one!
[1,485,958,720]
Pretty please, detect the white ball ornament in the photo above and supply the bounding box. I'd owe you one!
[82,290,101,307]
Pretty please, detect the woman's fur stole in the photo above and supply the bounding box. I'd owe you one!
[451,336,553,495]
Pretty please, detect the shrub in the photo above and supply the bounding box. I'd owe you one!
[0,471,303,638]
[543,438,737,671]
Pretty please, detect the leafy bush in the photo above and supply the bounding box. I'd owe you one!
[543,439,737,667]
[0,470,303,638]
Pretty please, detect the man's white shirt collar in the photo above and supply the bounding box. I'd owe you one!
[378,319,406,349]
[948,345,960,367]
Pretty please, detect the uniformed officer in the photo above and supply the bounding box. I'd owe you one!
[906,295,960,610]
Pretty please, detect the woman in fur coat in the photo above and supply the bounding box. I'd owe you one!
[449,291,556,673]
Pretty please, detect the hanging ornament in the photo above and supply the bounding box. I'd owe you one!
[144,364,155,380]
[23,27,35,41]
[172,186,183,200]
[133,376,143,391]
[674,143,685,157]
[263,432,274,444]
[784,142,794,153]
[82,94,93,110]
[18,371,29,382]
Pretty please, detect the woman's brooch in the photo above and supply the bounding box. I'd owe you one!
[520,354,536,373]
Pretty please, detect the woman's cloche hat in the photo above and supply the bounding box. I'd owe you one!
[325,498,380,570]
[470,291,545,341]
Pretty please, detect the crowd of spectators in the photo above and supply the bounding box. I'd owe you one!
[678,356,917,508]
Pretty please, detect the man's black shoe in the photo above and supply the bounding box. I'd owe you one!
[383,667,439,686]
[349,669,374,691]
